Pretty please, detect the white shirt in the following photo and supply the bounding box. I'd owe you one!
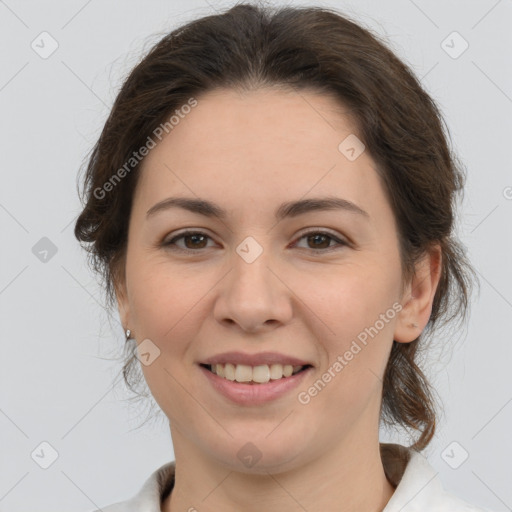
[92,444,493,511]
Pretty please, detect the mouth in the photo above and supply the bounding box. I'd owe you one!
[199,361,314,405]
[199,363,313,385]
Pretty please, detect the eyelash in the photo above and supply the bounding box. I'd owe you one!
[162,229,349,253]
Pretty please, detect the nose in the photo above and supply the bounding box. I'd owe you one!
[213,246,294,334]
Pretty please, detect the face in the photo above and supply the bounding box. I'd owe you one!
[117,87,410,473]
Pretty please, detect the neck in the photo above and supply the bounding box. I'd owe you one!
[163,427,395,512]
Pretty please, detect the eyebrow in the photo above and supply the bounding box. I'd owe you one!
[146,196,369,221]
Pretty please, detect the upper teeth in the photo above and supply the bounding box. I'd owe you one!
[209,363,304,383]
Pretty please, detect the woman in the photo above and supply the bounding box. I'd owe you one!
[75,3,491,511]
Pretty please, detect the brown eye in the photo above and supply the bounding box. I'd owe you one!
[306,233,331,249]
[163,231,213,251]
[294,230,348,252]
[182,233,208,249]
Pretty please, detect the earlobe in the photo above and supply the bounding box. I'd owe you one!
[114,279,130,332]
[393,245,442,343]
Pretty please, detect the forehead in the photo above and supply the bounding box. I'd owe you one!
[133,87,386,221]
[156,86,359,154]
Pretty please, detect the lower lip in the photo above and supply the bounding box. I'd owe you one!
[199,365,313,406]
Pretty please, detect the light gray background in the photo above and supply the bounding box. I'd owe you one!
[1,0,511,510]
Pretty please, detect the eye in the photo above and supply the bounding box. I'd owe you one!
[162,229,349,253]
[293,230,348,252]
[163,230,216,251]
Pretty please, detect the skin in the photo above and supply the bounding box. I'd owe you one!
[115,87,441,512]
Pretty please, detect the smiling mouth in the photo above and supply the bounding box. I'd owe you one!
[200,363,312,384]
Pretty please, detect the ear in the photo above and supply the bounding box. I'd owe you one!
[394,244,442,343]
[113,270,130,334]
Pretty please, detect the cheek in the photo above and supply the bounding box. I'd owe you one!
[125,264,201,408]
[303,260,401,339]
[299,261,399,398]
[127,262,204,418]
[127,258,199,341]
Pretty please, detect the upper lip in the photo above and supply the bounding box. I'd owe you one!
[200,351,313,367]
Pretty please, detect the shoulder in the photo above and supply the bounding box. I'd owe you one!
[382,445,494,512]
[92,503,126,512]
[87,461,176,512]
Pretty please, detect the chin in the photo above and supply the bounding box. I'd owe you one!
[209,434,308,475]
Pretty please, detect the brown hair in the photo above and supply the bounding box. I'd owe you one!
[74,2,475,451]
